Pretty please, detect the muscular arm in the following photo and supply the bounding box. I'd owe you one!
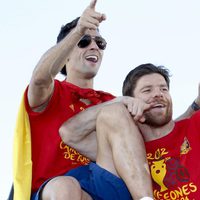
[175,83,200,121]
[59,96,152,160]
[59,104,100,161]
[59,99,122,161]
[28,0,105,110]
[28,29,82,110]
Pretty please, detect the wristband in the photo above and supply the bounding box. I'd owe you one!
[191,101,200,111]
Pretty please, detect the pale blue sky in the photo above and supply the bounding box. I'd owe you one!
[1,0,200,199]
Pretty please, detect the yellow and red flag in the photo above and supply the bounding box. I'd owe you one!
[13,94,32,200]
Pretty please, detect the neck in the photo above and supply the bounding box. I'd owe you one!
[138,120,175,142]
[66,76,94,89]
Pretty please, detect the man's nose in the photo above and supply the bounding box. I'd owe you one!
[153,89,163,97]
[89,39,99,49]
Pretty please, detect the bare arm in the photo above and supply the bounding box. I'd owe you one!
[59,96,152,160]
[59,104,100,161]
[175,83,200,121]
[28,0,105,110]
[28,30,82,109]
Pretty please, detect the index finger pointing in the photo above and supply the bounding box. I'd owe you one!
[89,0,97,9]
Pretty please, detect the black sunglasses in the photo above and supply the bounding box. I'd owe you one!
[77,35,107,50]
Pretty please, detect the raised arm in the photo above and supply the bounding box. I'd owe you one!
[28,28,82,109]
[28,0,106,110]
[175,83,200,121]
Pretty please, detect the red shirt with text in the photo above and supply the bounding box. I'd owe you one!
[24,80,115,192]
[145,111,200,199]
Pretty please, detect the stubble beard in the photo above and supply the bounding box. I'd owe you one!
[144,106,172,128]
[83,63,100,79]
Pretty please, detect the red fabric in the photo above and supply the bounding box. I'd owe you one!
[145,111,200,199]
[24,80,115,192]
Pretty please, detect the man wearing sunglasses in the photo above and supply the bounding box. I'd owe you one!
[18,0,200,199]
[24,0,154,199]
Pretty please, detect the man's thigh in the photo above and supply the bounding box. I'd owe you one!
[31,165,92,200]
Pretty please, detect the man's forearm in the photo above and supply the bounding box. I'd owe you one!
[28,29,82,108]
[59,95,152,145]
[33,29,82,80]
[59,96,150,159]
[176,83,200,121]
[59,99,116,144]
[175,98,200,121]
[59,100,115,160]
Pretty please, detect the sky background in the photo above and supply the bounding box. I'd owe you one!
[1,0,200,199]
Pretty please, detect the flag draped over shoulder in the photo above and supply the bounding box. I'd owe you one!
[13,95,32,200]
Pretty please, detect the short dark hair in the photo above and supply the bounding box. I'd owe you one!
[122,63,170,97]
[57,17,80,76]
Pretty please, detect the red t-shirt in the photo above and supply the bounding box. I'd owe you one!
[24,80,115,192]
[145,111,200,199]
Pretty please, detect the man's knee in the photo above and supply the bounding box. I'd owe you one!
[97,103,129,124]
[41,176,82,199]
[96,103,133,140]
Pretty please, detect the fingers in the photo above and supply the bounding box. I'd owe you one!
[138,116,146,123]
[132,105,145,121]
[80,15,100,30]
[99,14,106,22]
[89,0,97,9]
[133,103,151,122]
[122,96,152,122]
[86,1,105,23]
[76,0,106,35]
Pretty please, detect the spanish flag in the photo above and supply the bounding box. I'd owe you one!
[13,94,32,200]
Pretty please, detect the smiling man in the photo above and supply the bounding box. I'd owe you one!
[122,63,200,199]
[13,0,199,198]
[23,1,115,199]
[20,0,153,199]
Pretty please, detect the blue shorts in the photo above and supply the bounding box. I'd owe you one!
[32,162,132,200]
